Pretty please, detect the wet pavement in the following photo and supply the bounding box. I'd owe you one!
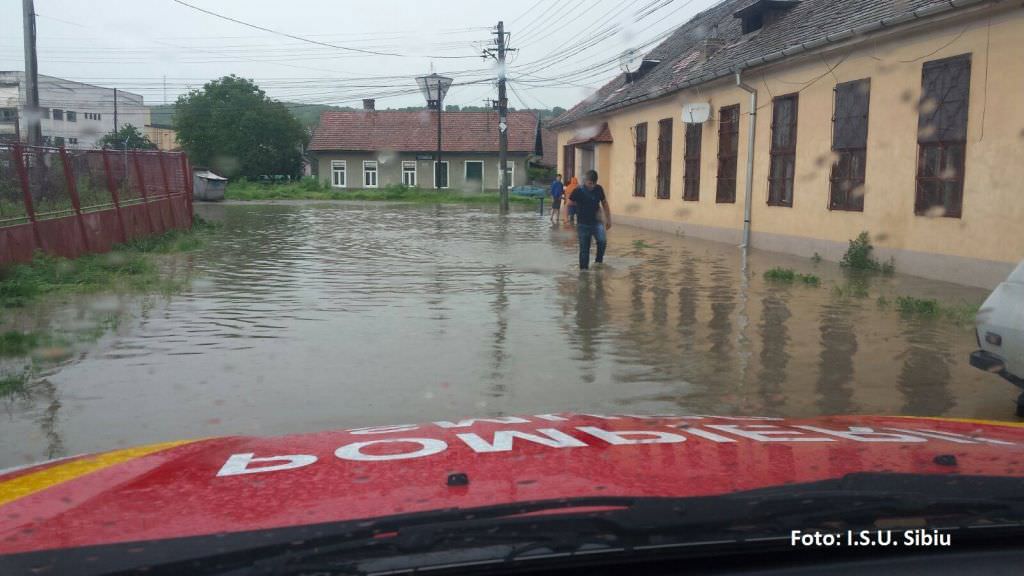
[0,201,1010,468]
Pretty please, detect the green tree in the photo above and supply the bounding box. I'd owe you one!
[174,75,307,179]
[97,124,157,150]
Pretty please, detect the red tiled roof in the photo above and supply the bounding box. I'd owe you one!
[309,110,539,153]
[538,124,558,168]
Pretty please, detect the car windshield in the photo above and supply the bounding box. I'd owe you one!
[2,0,1023,574]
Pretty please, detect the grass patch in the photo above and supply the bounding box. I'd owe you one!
[0,217,216,308]
[895,296,941,316]
[831,280,871,299]
[764,267,820,286]
[893,296,981,324]
[0,371,29,397]
[1,330,43,357]
[225,181,536,204]
[840,231,895,274]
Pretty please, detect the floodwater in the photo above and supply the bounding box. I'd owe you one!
[0,201,1009,468]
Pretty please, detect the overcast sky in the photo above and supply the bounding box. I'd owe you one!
[1,0,719,110]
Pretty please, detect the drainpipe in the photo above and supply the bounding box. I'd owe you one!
[735,71,757,249]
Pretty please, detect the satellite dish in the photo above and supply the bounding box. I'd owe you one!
[618,48,643,74]
[682,102,711,124]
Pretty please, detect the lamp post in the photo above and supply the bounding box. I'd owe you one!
[416,73,453,190]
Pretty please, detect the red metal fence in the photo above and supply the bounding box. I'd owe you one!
[0,145,193,265]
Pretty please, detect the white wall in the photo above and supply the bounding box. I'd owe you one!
[0,72,150,149]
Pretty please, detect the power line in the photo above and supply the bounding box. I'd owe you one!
[172,0,481,59]
[506,0,546,26]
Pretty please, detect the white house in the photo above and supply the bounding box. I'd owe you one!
[0,72,150,148]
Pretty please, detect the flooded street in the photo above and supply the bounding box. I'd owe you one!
[0,202,1007,468]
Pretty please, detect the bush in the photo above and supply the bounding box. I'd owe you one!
[764,267,820,286]
[840,232,895,274]
[764,267,796,281]
[895,296,941,316]
[300,177,327,192]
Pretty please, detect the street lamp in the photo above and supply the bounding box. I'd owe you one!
[416,73,453,189]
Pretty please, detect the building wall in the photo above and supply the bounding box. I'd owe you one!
[556,5,1024,288]
[145,126,179,151]
[0,72,149,149]
[315,151,530,191]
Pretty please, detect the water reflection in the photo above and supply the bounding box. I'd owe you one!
[707,263,736,375]
[816,300,859,414]
[758,287,791,415]
[572,270,607,385]
[0,203,999,466]
[488,266,509,396]
[898,317,955,415]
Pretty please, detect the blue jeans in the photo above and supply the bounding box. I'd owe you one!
[577,223,606,269]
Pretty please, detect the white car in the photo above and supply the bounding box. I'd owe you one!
[971,259,1024,416]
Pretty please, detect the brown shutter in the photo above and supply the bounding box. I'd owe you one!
[656,118,673,199]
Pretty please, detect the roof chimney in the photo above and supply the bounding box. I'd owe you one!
[701,25,725,60]
[362,99,375,111]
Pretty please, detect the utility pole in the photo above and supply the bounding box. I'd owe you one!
[484,22,515,213]
[112,88,118,135]
[496,21,509,213]
[22,0,42,146]
[163,75,167,105]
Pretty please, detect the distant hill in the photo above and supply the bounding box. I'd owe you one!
[149,102,354,129]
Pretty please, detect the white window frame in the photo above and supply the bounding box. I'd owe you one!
[363,160,378,188]
[497,160,515,188]
[433,160,450,189]
[464,161,485,188]
[330,160,347,188]
[401,160,417,187]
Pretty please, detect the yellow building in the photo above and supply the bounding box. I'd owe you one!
[551,0,1024,288]
[144,124,179,151]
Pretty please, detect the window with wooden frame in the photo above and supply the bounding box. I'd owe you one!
[829,79,870,211]
[498,161,515,188]
[716,104,739,203]
[916,54,971,218]
[401,160,417,187]
[563,145,575,181]
[330,160,346,188]
[633,122,647,197]
[683,123,702,201]
[363,160,378,188]
[656,118,673,199]
[768,94,798,207]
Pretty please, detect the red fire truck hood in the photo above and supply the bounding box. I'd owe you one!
[2,413,1024,557]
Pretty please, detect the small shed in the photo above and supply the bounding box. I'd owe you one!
[192,169,227,202]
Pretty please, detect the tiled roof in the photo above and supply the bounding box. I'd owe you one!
[309,110,539,153]
[538,122,558,167]
[550,0,988,128]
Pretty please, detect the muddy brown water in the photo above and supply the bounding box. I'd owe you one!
[0,201,1011,468]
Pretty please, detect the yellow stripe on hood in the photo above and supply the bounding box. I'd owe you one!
[887,415,1024,428]
[0,440,196,508]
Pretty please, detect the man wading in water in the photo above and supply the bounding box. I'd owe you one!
[569,169,611,270]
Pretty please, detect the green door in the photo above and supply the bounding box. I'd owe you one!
[465,161,483,192]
